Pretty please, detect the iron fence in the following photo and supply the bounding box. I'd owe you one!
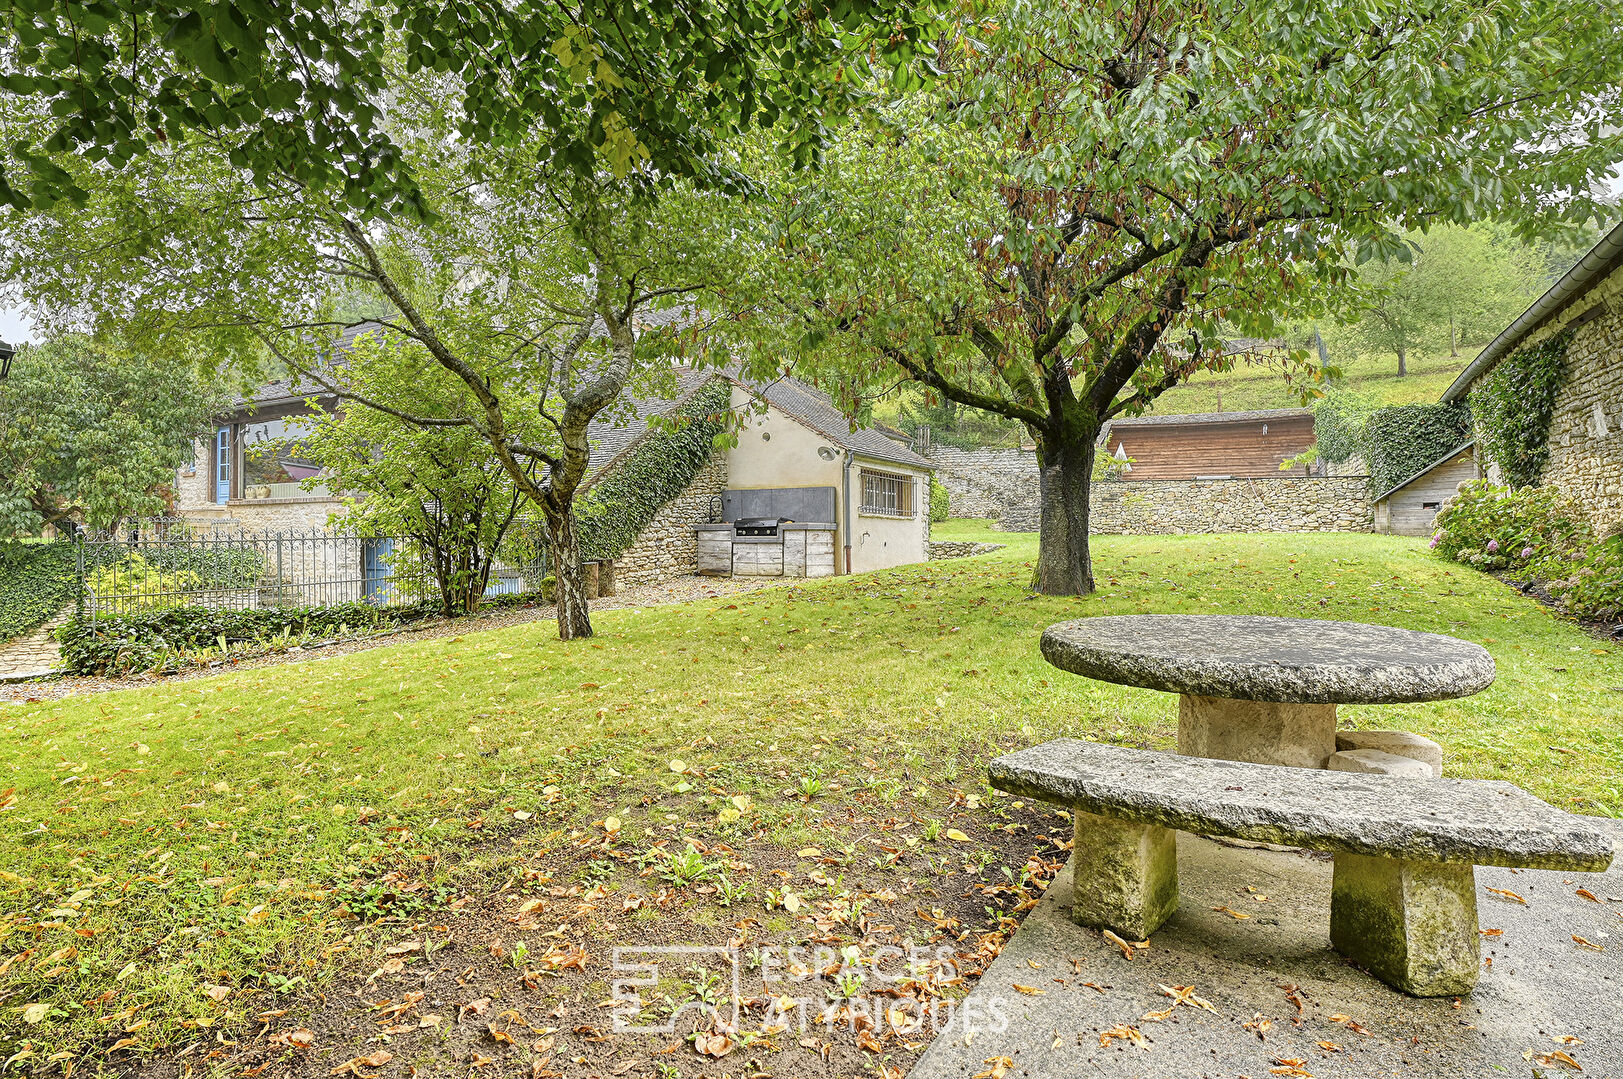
[76,518,549,622]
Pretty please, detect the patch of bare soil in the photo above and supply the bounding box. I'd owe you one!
[1499,575,1623,641]
[117,801,1070,1079]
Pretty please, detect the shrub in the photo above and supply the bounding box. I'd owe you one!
[1546,537,1623,623]
[83,553,204,613]
[1430,480,1589,574]
[57,602,402,675]
[929,477,950,522]
[0,541,79,643]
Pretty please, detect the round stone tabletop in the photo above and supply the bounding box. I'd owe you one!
[1040,615,1495,704]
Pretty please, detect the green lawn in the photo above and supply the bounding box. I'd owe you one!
[2,526,1618,1070]
[1151,348,1467,415]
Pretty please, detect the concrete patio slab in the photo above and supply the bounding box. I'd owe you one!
[911,823,1623,1078]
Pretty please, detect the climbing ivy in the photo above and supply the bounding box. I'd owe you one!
[1363,402,1475,494]
[576,381,729,560]
[1471,329,1573,488]
[0,541,78,643]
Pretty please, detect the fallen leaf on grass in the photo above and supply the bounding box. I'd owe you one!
[201,984,230,1002]
[693,1032,734,1058]
[944,829,971,842]
[1485,887,1527,905]
[21,1003,48,1024]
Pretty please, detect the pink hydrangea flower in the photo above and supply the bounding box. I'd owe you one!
[1486,539,1499,553]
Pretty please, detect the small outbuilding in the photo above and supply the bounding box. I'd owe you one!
[1372,442,1480,536]
[1099,408,1317,479]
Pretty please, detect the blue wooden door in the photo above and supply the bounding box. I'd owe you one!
[214,428,231,503]
[362,537,394,603]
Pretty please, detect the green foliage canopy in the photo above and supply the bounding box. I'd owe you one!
[0,0,933,218]
[0,336,227,535]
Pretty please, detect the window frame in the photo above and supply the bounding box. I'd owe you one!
[858,468,916,518]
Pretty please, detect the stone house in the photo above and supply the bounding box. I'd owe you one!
[171,357,934,588]
[1441,221,1623,534]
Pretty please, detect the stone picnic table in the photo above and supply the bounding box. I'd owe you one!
[1040,614,1496,770]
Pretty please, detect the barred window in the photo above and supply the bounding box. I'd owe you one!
[860,469,915,517]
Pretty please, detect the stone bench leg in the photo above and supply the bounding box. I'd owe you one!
[1179,694,1337,769]
[1070,811,1178,939]
[1329,852,1479,996]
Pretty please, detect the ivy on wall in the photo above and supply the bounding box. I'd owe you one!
[0,541,79,644]
[1471,329,1573,488]
[576,380,730,560]
[1363,402,1474,494]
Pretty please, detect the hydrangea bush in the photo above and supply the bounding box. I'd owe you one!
[1430,480,1588,573]
[1430,480,1622,621]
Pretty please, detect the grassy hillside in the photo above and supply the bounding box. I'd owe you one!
[1150,347,1467,416]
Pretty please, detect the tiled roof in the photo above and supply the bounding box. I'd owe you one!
[584,367,718,476]
[752,377,934,469]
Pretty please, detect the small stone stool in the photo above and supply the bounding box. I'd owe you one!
[1335,730,1443,777]
[1328,748,1435,778]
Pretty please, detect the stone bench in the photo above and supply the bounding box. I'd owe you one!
[990,739,1615,996]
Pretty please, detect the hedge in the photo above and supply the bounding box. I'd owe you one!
[57,589,551,675]
[1364,402,1473,495]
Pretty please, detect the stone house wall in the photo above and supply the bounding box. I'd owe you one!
[1473,266,1623,536]
[999,476,1373,534]
[609,451,729,588]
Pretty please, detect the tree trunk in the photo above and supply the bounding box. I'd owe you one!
[545,504,593,640]
[1033,437,1096,596]
[1395,346,1407,377]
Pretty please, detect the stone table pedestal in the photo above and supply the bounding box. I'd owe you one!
[1041,615,1495,770]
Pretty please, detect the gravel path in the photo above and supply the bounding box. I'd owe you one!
[0,575,788,704]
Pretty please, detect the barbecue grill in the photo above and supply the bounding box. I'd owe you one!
[734,516,793,538]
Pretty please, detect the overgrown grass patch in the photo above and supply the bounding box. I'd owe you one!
[1,528,1618,1069]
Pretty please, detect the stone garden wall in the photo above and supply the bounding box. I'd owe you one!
[925,446,1039,519]
[929,541,1006,559]
[998,476,1373,534]
[611,451,729,588]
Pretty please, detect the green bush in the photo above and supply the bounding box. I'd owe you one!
[929,477,950,522]
[57,588,553,675]
[1547,537,1623,622]
[57,602,399,675]
[84,553,203,613]
[0,541,80,643]
[1430,480,1589,574]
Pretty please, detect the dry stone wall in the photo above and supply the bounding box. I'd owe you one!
[611,452,729,587]
[925,446,1039,519]
[999,477,1372,534]
[929,541,1006,559]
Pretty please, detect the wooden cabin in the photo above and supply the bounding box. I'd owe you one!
[1373,442,1480,536]
[1100,408,1317,480]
